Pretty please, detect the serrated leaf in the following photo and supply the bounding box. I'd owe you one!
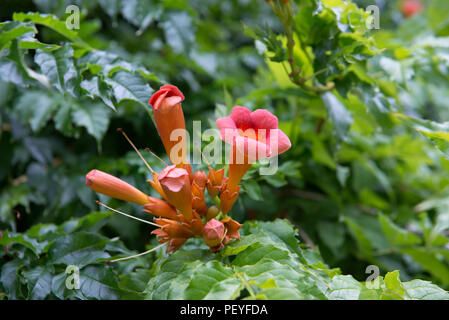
[0,231,47,256]
[144,249,213,300]
[403,279,449,300]
[184,261,242,300]
[382,271,405,300]
[78,265,121,300]
[35,45,80,97]
[81,76,116,111]
[72,102,111,143]
[22,266,53,299]
[103,70,152,108]
[328,275,363,300]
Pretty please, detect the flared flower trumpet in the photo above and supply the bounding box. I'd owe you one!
[217,106,291,191]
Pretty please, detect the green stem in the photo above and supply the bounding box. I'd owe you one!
[268,1,334,93]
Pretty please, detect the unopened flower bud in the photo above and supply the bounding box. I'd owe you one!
[206,167,225,198]
[206,206,220,220]
[86,169,149,205]
[202,219,225,248]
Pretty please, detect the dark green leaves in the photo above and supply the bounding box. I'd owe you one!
[0,212,136,300]
[47,232,110,267]
[35,45,80,97]
[13,12,85,45]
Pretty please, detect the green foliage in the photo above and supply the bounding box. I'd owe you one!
[1,0,449,300]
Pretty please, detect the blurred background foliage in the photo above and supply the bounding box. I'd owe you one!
[1,0,449,300]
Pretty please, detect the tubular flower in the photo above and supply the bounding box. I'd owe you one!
[158,164,193,221]
[216,106,291,191]
[148,85,188,166]
[191,171,208,215]
[220,183,240,216]
[86,86,294,256]
[151,218,195,253]
[142,196,179,220]
[206,167,225,198]
[86,170,150,205]
[203,219,225,248]
[180,210,204,236]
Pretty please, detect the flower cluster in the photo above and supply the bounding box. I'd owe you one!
[86,85,291,254]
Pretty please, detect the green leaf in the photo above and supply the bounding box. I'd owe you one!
[22,266,53,300]
[0,21,36,50]
[72,102,111,144]
[343,217,373,259]
[394,113,449,159]
[13,12,85,46]
[78,265,121,300]
[241,180,262,201]
[382,271,405,300]
[399,248,449,285]
[14,90,58,132]
[144,249,213,299]
[0,231,47,256]
[62,211,114,233]
[161,11,195,54]
[184,261,242,300]
[378,214,422,247]
[103,70,152,108]
[121,0,163,34]
[118,268,152,299]
[321,92,353,141]
[1,260,26,299]
[403,279,449,300]
[81,75,116,111]
[47,232,110,268]
[328,275,363,300]
[35,45,80,97]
